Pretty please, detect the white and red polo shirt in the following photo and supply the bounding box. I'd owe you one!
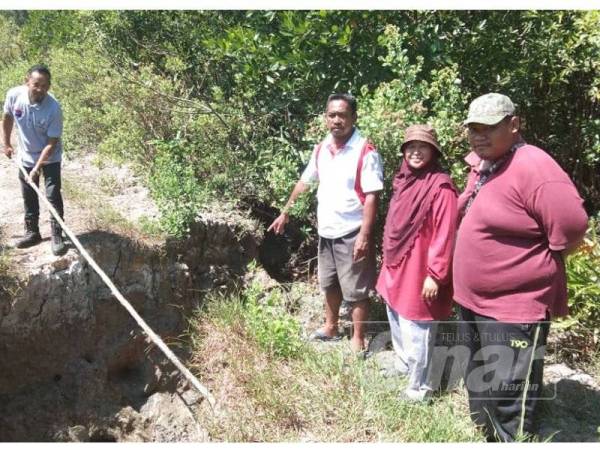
[300,129,383,239]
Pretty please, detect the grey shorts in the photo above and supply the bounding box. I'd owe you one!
[318,228,376,302]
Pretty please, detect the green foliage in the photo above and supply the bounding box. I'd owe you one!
[58,51,180,162]
[563,219,600,334]
[243,281,303,359]
[190,282,486,442]
[2,10,599,247]
[145,115,314,236]
[411,11,600,208]
[0,14,25,71]
[247,135,314,218]
[358,26,469,181]
[0,240,20,304]
[0,15,30,96]
[89,11,398,127]
[147,139,209,237]
[41,45,111,154]
[0,59,32,102]
[137,215,164,238]
[18,11,87,58]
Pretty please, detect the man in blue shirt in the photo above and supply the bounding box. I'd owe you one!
[2,64,66,255]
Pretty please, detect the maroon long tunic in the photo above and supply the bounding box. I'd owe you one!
[376,185,458,321]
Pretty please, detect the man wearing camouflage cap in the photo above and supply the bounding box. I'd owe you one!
[452,93,588,441]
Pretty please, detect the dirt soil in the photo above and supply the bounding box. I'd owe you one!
[0,148,160,270]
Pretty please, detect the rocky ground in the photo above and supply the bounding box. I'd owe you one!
[0,148,261,442]
[0,150,160,273]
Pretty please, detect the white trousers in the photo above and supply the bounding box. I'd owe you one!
[386,305,438,401]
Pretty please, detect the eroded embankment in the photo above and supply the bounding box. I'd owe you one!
[0,215,260,442]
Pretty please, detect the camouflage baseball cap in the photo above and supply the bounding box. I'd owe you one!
[463,93,515,125]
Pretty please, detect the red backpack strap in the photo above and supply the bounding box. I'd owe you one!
[315,141,324,178]
[354,139,376,205]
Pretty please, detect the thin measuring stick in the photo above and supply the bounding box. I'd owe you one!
[14,158,216,410]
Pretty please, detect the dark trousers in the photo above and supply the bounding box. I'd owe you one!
[19,162,64,223]
[458,305,550,442]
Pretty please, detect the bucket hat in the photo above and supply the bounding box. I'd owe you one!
[401,124,442,154]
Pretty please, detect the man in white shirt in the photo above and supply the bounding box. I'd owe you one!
[2,65,66,255]
[269,93,384,352]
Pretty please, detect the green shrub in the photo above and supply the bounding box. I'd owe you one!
[357,26,470,189]
[249,135,314,218]
[0,15,25,72]
[0,59,32,101]
[0,15,32,102]
[147,139,209,237]
[563,218,600,334]
[243,281,304,359]
[0,229,21,306]
[48,46,182,163]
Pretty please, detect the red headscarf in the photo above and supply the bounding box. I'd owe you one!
[382,158,457,267]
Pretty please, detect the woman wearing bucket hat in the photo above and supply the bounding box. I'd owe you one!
[376,124,458,402]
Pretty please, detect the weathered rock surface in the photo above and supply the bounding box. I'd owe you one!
[0,146,262,442]
[0,213,260,441]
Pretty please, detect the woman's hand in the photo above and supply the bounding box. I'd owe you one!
[422,275,439,302]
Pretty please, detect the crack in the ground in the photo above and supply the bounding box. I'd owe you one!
[112,247,122,280]
[33,295,49,319]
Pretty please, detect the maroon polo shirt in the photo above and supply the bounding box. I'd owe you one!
[453,144,588,322]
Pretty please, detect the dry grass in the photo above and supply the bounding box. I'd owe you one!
[0,225,21,312]
[187,292,485,443]
[62,177,164,242]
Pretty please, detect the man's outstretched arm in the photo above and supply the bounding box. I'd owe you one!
[267,180,310,234]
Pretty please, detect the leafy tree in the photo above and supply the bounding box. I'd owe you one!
[2,10,598,230]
